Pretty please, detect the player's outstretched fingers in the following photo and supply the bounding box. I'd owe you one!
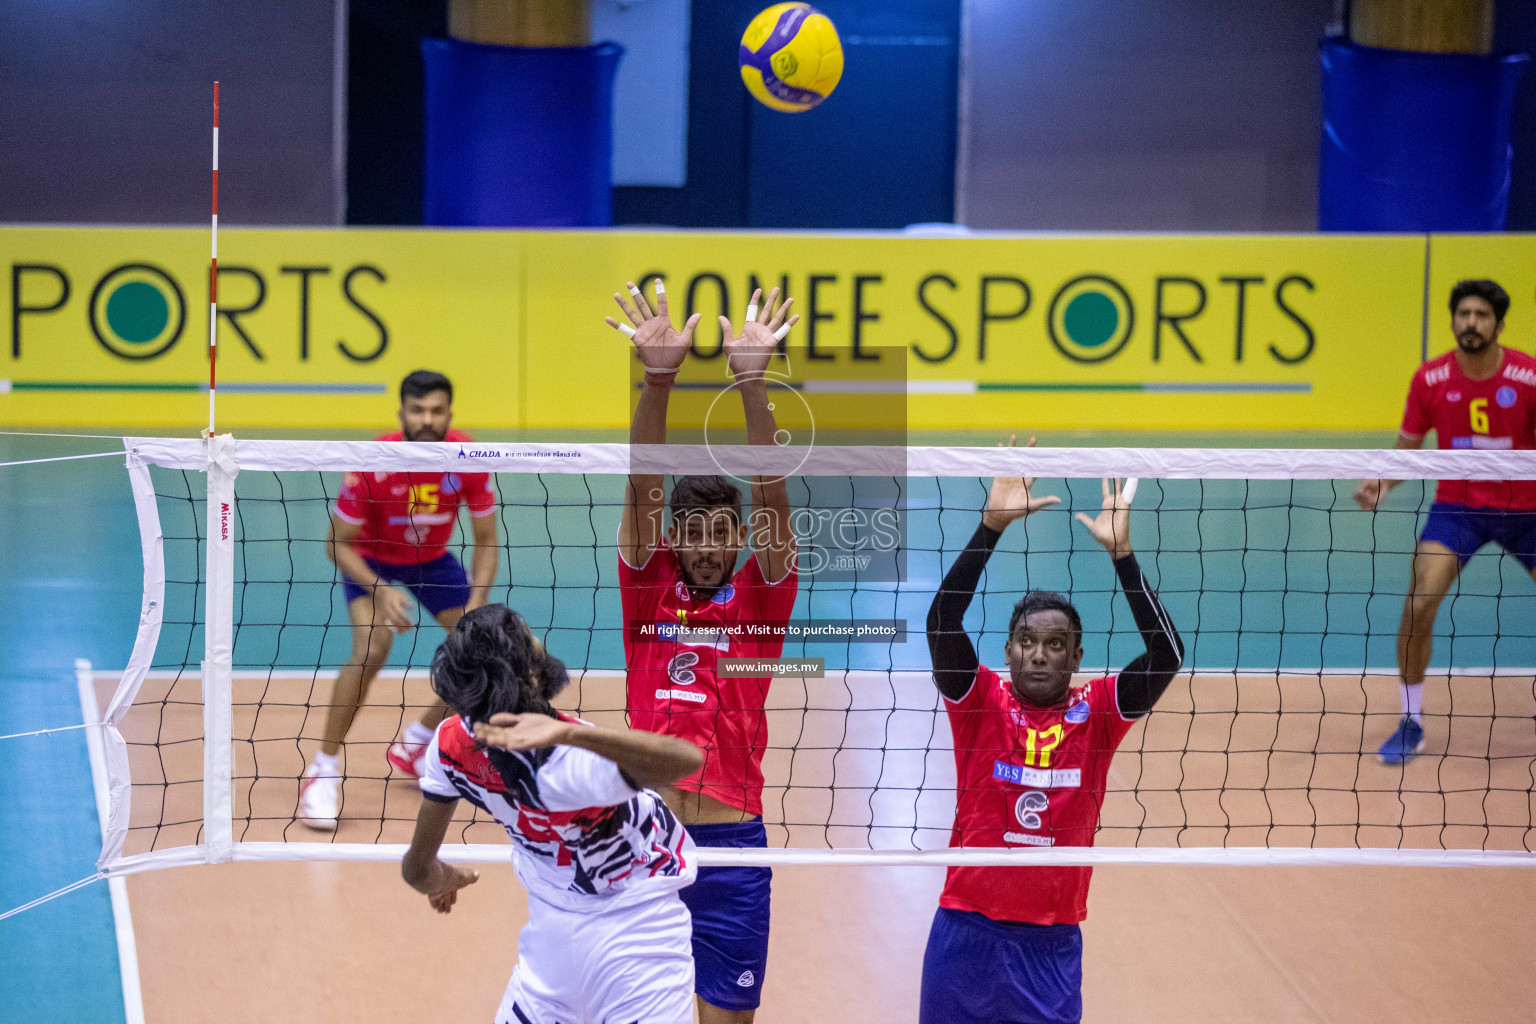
[612,291,641,326]
[653,277,668,319]
[767,294,794,330]
[773,313,800,341]
[719,315,736,341]
[679,312,702,343]
[627,281,654,321]
[745,287,762,325]
[760,286,780,323]
[604,316,637,338]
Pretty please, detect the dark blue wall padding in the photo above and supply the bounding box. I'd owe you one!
[422,37,622,227]
[1320,38,1527,231]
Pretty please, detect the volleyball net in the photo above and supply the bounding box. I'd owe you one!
[71,436,1536,880]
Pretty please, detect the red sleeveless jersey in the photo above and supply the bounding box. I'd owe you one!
[1400,348,1536,510]
[940,664,1136,926]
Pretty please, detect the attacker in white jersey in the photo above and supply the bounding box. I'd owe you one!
[402,604,703,1024]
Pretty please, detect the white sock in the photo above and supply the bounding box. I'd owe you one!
[1401,684,1424,723]
[312,750,341,777]
[404,721,434,747]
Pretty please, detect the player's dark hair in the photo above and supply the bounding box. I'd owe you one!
[1449,279,1510,322]
[1008,591,1083,650]
[669,474,742,527]
[430,604,569,723]
[400,369,453,404]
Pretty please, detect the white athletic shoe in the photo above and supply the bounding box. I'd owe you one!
[299,764,340,831]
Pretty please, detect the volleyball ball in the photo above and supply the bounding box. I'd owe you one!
[738,3,843,113]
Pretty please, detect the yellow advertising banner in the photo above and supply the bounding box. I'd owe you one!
[2,227,1432,431]
[1,227,521,430]
[523,232,1426,431]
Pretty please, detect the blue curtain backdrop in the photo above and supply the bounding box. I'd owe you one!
[1320,37,1527,231]
[422,37,622,227]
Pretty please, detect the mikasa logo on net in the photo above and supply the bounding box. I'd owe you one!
[220,501,231,541]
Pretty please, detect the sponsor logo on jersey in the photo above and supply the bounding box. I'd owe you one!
[1015,790,1049,830]
[737,971,756,988]
[1446,390,1461,402]
[711,583,736,605]
[1002,832,1054,846]
[675,581,691,602]
[1425,364,1452,386]
[1502,365,1536,387]
[666,650,699,685]
[655,688,707,703]
[655,622,730,649]
[1497,385,1518,408]
[1451,436,1514,450]
[992,760,1082,789]
[1064,700,1089,724]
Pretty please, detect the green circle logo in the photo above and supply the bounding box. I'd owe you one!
[89,264,185,360]
[1048,275,1134,363]
[1062,291,1118,348]
[105,281,170,344]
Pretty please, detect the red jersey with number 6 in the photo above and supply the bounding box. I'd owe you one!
[618,539,798,815]
[1400,348,1536,509]
[332,429,496,564]
[940,664,1136,926]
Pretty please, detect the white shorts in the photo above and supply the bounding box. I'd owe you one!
[496,892,694,1024]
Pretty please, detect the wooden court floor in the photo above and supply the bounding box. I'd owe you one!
[96,669,1536,1022]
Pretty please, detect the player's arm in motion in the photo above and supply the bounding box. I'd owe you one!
[611,279,701,568]
[466,509,499,612]
[1073,477,1184,713]
[720,287,800,583]
[401,717,702,913]
[926,436,1182,710]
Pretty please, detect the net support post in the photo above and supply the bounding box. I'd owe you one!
[202,434,238,864]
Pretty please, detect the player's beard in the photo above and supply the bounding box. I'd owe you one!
[407,424,446,442]
[1455,328,1493,353]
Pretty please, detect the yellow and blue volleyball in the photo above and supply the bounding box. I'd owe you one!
[738,3,843,113]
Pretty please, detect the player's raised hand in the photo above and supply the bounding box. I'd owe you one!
[982,433,1060,531]
[1075,477,1133,559]
[719,286,799,379]
[474,712,573,752]
[425,863,479,914]
[606,278,700,375]
[1353,478,1388,511]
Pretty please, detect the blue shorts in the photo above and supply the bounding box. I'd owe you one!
[678,818,770,1012]
[919,908,1083,1024]
[1420,502,1536,571]
[339,553,471,618]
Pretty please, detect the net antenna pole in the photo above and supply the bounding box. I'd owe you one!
[206,81,219,438]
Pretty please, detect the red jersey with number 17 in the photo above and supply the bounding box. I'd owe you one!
[941,664,1136,926]
[619,539,798,815]
[1400,348,1536,510]
[332,429,496,565]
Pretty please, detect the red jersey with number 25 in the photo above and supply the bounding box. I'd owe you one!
[941,664,1135,926]
[619,539,798,815]
[332,429,496,565]
[1400,348,1536,510]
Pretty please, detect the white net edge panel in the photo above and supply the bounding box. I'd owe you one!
[101,435,1536,873]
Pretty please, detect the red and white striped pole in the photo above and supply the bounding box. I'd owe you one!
[207,81,220,436]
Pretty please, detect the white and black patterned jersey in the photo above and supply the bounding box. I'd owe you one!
[420,714,696,913]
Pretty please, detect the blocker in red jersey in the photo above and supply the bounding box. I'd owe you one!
[921,439,1184,1024]
[607,278,801,1022]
